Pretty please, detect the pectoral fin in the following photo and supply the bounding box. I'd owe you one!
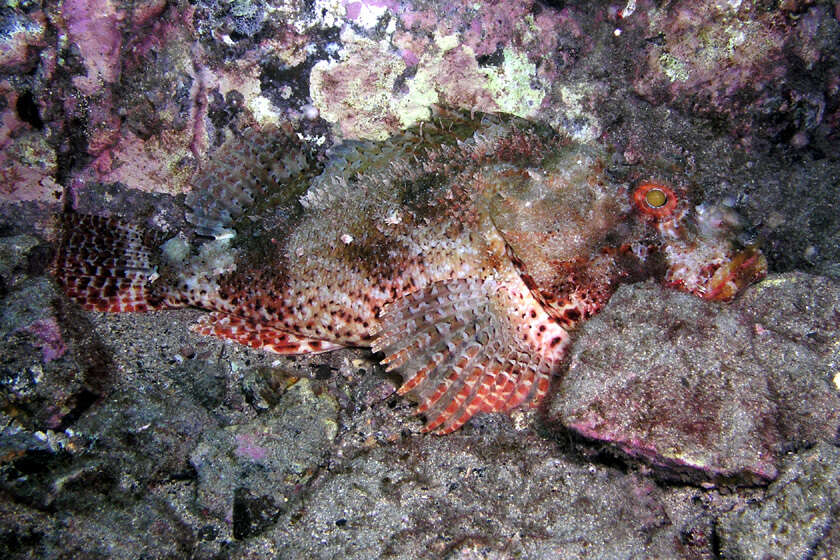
[52,213,172,312]
[372,277,569,434]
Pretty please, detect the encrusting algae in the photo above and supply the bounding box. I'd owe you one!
[52,107,767,434]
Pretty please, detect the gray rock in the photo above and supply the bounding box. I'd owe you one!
[0,236,112,432]
[736,273,840,448]
[813,509,840,560]
[0,489,196,560]
[0,235,41,293]
[190,378,338,539]
[717,442,840,560]
[549,273,840,485]
[72,383,219,484]
[236,426,683,559]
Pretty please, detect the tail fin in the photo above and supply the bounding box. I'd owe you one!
[52,213,171,312]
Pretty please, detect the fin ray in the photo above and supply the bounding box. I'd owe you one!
[186,125,315,238]
[53,214,171,312]
[372,277,569,434]
[192,312,342,355]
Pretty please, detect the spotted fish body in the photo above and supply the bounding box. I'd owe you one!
[53,108,767,434]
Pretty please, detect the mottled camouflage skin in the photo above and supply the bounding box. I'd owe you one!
[54,108,766,433]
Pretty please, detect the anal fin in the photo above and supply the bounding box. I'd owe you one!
[372,277,569,434]
[192,311,342,355]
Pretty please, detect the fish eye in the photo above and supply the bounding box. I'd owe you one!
[632,182,678,219]
[644,188,667,208]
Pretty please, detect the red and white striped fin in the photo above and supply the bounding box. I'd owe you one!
[372,277,569,434]
[192,311,342,355]
[52,213,171,312]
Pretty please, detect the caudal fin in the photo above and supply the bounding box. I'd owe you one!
[52,213,171,312]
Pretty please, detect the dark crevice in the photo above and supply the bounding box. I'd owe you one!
[15,91,43,130]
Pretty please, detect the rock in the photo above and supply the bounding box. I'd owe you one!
[235,426,684,559]
[548,273,840,485]
[740,157,840,272]
[550,282,779,484]
[0,236,112,432]
[71,384,219,484]
[0,8,46,71]
[190,378,338,539]
[0,486,196,559]
[736,273,840,448]
[717,442,840,560]
[0,235,43,294]
[813,512,840,560]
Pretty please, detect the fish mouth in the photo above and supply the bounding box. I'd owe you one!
[701,245,768,301]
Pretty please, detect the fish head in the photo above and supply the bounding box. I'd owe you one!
[629,180,767,302]
[487,146,766,325]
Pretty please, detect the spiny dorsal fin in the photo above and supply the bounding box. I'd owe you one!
[301,105,558,212]
[301,106,493,211]
[186,124,316,238]
[372,276,570,434]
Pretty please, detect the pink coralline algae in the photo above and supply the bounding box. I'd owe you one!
[309,0,582,139]
[234,433,269,462]
[43,0,183,169]
[628,0,838,137]
[0,86,62,204]
[66,7,204,193]
[0,8,47,70]
[61,0,123,93]
[344,2,363,20]
[24,318,67,363]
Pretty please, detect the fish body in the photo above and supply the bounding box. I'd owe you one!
[53,108,767,433]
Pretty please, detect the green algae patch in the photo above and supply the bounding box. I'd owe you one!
[658,52,690,83]
[480,47,544,117]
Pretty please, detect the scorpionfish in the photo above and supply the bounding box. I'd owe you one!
[53,107,767,434]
